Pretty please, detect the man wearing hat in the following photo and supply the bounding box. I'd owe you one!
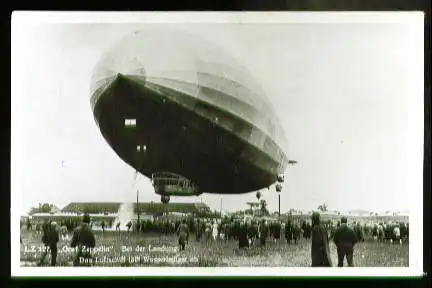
[333,216,358,267]
[311,212,332,267]
[71,213,96,266]
[176,218,189,251]
[38,221,59,266]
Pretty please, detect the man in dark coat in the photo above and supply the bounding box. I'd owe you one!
[238,221,249,249]
[285,220,293,244]
[292,222,302,244]
[38,221,59,266]
[259,220,269,247]
[71,213,96,266]
[41,220,49,235]
[37,220,51,266]
[384,223,392,243]
[311,212,332,267]
[372,224,378,240]
[302,221,312,239]
[273,221,281,243]
[247,220,258,246]
[333,217,357,267]
[399,222,407,243]
[49,222,60,266]
[176,219,189,251]
[196,220,204,242]
[47,222,59,266]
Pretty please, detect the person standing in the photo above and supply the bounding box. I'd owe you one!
[126,220,132,232]
[71,213,96,266]
[333,217,357,267]
[273,221,281,244]
[259,220,269,247]
[176,219,189,251]
[311,212,332,267]
[195,219,203,242]
[37,219,51,266]
[292,221,302,244]
[238,220,249,249]
[47,221,59,266]
[285,220,293,244]
[248,220,259,246]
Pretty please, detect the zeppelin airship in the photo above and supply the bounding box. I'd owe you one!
[90,29,290,203]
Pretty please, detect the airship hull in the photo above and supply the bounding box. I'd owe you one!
[93,74,288,194]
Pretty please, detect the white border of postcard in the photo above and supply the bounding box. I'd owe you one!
[11,11,424,277]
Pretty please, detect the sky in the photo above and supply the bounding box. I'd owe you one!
[11,13,423,215]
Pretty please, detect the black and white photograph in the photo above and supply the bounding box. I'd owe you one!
[11,12,424,276]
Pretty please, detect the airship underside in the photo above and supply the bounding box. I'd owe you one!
[90,30,289,200]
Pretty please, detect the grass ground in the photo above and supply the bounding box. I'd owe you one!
[20,230,408,267]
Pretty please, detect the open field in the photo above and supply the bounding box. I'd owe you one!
[20,230,409,267]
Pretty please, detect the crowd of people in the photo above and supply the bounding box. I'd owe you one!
[106,215,408,247]
[21,212,409,267]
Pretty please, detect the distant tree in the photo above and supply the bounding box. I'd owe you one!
[317,203,328,213]
[28,203,55,215]
[370,212,374,216]
[375,212,379,217]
